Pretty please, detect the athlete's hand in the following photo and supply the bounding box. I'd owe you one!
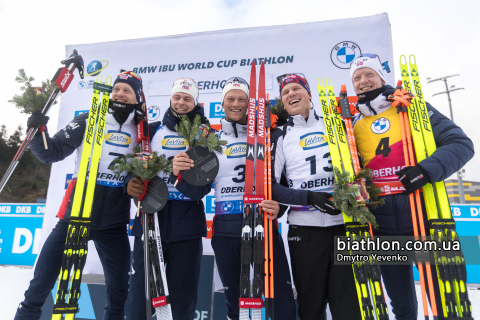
[27,111,49,130]
[172,152,194,176]
[259,200,280,220]
[127,177,144,197]
[396,165,430,194]
[307,191,342,215]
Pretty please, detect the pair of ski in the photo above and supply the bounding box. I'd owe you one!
[399,55,473,319]
[240,60,274,320]
[136,99,173,320]
[317,78,389,320]
[52,75,111,320]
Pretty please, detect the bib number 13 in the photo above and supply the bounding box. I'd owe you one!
[305,153,332,175]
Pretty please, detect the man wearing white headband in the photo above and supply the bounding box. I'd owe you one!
[350,54,474,319]
[210,77,296,320]
[125,77,211,320]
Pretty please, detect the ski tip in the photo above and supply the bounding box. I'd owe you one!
[317,78,324,87]
[409,54,417,65]
[251,60,256,67]
[400,55,407,65]
[326,78,333,87]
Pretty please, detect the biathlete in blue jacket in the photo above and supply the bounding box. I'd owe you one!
[349,54,474,320]
[15,71,144,320]
[211,77,296,320]
[271,74,362,320]
[125,78,210,320]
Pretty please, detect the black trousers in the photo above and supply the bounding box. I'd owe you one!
[14,219,131,320]
[211,230,297,320]
[288,224,362,320]
[125,236,203,320]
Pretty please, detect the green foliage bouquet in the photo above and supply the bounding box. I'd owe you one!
[331,167,385,228]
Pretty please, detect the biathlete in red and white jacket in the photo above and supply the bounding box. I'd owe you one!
[211,77,296,320]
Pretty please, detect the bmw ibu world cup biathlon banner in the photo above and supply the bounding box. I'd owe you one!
[40,13,395,280]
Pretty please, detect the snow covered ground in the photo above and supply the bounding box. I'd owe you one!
[1,265,479,319]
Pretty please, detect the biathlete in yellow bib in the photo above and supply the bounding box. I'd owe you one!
[350,53,474,320]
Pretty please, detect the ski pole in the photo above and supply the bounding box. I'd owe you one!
[390,80,438,320]
[0,50,84,194]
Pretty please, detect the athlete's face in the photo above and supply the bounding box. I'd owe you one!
[112,83,138,104]
[222,89,248,124]
[171,92,196,114]
[281,83,312,119]
[352,68,385,95]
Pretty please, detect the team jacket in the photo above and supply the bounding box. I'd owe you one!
[212,118,250,238]
[271,108,344,227]
[353,88,475,234]
[30,110,137,229]
[128,106,210,242]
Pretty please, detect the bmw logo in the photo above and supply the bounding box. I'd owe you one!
[78,81,86,90]
[85,60,109,77]
[330,41,362,69]
[148,105,160,121]
[221,202,234,213]
[371,118,390,134]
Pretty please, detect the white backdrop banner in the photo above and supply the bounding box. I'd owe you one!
[41,13,394,282]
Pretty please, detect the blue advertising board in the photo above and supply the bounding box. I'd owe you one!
[413,204,480,284]
[0,203,45,266]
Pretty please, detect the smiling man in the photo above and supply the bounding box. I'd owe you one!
[350,53,474,319]
[210,77,296,320]
[15,71,143,320]
[270,74,361,320]
[125,77,212,320]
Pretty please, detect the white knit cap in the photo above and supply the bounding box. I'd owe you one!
[222,78,249,103]
[171,77,199,104]
[350,54,386,83]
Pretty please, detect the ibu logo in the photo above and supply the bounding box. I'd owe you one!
[209,102,225,118]
[161,135,188,150]
[84,60,109,76]
[371,118,391,134]
[225,143,247,158]
[299,132,327,150]
[105,130,132,147]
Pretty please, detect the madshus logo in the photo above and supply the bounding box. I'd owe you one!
[330,41,362,69]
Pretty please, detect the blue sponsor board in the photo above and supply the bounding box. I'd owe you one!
[209,102,225,118]
[413,204,480,283]
[206,195,216,214]
[74,110,89,117]
[0,204,45,266]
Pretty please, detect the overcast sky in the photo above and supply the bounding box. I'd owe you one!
[1,0,479,182]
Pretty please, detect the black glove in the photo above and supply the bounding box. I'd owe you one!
[396,165,430,194]
[307,191,342,215]
[27,111,49,130]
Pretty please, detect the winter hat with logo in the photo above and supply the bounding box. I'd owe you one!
[277,73,311,96]
[171,77,199,104]
[113,71,143,103]
[350,53,386,83]
[222,77,249,103]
